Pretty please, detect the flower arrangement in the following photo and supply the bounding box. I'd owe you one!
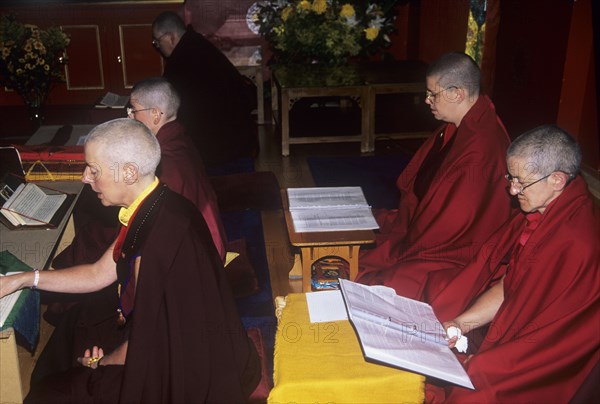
[0,14,70,113]
[255,0,398,65]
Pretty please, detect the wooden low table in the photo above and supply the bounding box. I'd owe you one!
[271,61,428,156]
[281,190,376,292]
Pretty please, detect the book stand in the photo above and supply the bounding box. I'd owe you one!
[282,190,375,292]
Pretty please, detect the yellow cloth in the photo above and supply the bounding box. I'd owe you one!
[268,293,425,403]
[118,177,159,226]
[224,252,240,267]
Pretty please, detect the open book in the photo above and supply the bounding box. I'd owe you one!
[287,187,379,232]
[0,180,75,228]
[96,92,129,108]
[338,279,475,389]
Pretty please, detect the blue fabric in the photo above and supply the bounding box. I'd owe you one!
[307,154,411,209]
[221,209,276,385]
[221,210,274,318]
[206,157,255,176]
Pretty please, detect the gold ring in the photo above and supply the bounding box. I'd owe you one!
[87,356,100,367]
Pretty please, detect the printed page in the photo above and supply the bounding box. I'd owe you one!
[287,187,370,210]
[0,273,23,328]
[291,207,379,232]
[339,279,474,389]
[3,183,66,225]
[99,92,129,108]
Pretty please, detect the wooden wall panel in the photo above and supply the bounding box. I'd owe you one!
[63,25,104,90]
[119,24,164,89]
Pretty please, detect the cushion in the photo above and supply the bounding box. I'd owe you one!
[224,238,260,298]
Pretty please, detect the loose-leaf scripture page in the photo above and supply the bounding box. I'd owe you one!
[339,279,474,389]
[287,187,379,232]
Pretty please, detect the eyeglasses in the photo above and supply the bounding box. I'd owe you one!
[126,107,153,118]
[152,32,169,48]
[425,86,456,103]
[505,173,552,195]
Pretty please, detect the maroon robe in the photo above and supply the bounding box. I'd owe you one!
[426,177,600,403]
[156,120,227,261]
[356,95,513,299]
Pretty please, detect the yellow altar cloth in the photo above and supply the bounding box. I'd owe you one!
[268,293,425,403]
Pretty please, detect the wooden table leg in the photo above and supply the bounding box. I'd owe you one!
[281,90,291,157]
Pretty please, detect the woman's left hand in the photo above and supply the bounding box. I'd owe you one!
[77,345,104,369]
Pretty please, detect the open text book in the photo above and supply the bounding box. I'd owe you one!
[287,187,379,232]
[338,279,475,389]
[1,182,72,228]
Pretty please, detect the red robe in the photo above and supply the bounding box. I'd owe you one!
[156,120,227,261]
[426,177,600,403]
[356,95,512,299]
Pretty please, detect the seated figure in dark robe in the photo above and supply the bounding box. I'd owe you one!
[356,52,514,300]
[0,119,261,403]
[152,11,258,168]
[44,77,231,325]
[427,125,599,402]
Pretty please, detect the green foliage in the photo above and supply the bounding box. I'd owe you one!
[255,0,399,65]
[0,14,70,105]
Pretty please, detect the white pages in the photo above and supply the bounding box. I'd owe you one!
[98,92,129,108]
[287,187,379,232]
[338,279,475,389]
[0,273,23,328]
[1,183,67,226]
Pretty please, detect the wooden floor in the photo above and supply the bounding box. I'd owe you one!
[254,121,425,300]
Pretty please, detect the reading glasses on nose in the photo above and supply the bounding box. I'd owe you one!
[126,107,153,118]
[425,86,456,102]
[504,173,552,195]
[152,32,169,48]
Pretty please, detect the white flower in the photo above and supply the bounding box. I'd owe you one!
[369,15,386,29]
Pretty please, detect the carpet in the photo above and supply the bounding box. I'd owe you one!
[307,154,412,209]
[215,170,282,388]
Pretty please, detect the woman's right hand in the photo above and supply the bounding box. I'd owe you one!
[442,320,463,349]
[0,272,28,299]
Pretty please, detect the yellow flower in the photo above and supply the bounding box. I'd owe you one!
[282,6,293,21]
[38,58,45,65]
[298,1,311,11]
[16,68,24,75]
[312,0,327,14]
[44,64,50,71]
[2,47,10,58]
[24,43,32,52]
[365,27,380,41]
[340,4,355,18]
[274,26,285,36]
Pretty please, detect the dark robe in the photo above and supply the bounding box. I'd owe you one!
[356,95,513,300]
[425,177,600,403]
[163,26,258,167]
[156,120,227,260]
[27,184,260,403]
[53,120,226,268]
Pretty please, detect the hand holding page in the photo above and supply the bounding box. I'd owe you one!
[338,279,474,389]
